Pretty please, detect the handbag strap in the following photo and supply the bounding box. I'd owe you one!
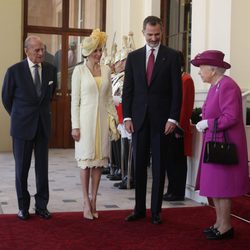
[212,118,228,143]
[212,119,218,141]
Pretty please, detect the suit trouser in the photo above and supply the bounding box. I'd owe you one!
[132,115,169,215]
[111,139,121,169]
[13,123,49,211]
[166,135,187,197]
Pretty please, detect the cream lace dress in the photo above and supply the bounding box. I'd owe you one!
[77,76,109,169]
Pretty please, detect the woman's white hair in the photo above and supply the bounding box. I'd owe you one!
[209,66,226,75]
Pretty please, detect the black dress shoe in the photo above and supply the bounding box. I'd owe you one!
[203,226,216,235]
[118,180,135,189]
[113,181,122,187]
[151,214,162,224]
[125,212,146,222]
[35,208,51,219]
[17,210,30,220]
[102,167,110,175]
[163,194,184,201]
[163,193,172,200]
[109,173,122,181]
[206,228,234,240]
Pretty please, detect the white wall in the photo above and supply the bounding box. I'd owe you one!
[106,0,160,54]
[230,0,250,89]
[191,0,232,91]
[0,0,22,151]
[191,0,250,93]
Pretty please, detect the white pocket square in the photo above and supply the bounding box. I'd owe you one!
[48,81,54,85]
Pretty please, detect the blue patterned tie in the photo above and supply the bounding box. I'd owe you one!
[34,64,41,97]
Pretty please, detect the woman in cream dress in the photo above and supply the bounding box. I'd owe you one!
[71,29,118,220]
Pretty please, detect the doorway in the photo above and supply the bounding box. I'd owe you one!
[24,0,106,148]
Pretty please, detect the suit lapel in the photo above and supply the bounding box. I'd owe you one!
[24,59,38,97]
[41,63,47,98]
[151,45,167,84]
[138,47,147,86]
[40,62,51,101]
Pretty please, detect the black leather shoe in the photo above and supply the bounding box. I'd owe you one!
[206,228,234,240]
[151,214,162,224]
[163,193,184,201]
[35,208,51,219]
[109,173,122,181]
[163,193,172,200]
[125,212,146,222]
[102,167,110,175]
[113,181,122,187]
[203,226,216,235]
[17,210,30,220]
[118,181,135,189]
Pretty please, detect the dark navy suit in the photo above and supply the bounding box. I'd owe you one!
[122,45,182,215]
[2,59,57,211]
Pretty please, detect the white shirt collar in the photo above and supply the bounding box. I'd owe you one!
[146,44,160,54]
[27,57,41,68]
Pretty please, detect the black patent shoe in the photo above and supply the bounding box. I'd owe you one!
[35,208,52,219]
[203,225,216,235]
[206,228,234,240]
[17,210,30,220]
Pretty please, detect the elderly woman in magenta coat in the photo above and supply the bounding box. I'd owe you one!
[191,50,249,240]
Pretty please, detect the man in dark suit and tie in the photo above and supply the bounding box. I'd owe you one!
[2,36,57,220]
[122,16,182,224]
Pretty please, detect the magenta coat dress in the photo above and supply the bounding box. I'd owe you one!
[196,75,250,197]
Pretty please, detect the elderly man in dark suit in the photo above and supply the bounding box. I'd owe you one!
[2,36,57,220]
[122,16,182,224]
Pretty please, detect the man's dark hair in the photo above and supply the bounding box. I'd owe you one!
[143,16,163,30]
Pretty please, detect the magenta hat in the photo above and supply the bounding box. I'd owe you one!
[191,50,231,69]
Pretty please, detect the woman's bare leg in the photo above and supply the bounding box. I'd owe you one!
[90,167,102,218]
[217,198,232,233]
[80,168,93,219]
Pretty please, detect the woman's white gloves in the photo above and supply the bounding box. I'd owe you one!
[196,120,208,132]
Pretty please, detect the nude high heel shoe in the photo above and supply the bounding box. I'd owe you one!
[92,211,99,219]
[83,209,93,220]
[83,202,93,220]
[91,200,99,219]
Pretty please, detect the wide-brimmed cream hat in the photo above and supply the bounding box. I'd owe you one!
[81,29,107,57]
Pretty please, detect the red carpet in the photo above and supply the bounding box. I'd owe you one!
[0,206,249,250]
[208,195,250,222]
[231,195,250,222]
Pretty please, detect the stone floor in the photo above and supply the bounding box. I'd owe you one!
[0,149,203,215]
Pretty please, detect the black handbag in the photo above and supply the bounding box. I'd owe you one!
[203,119,238,165]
